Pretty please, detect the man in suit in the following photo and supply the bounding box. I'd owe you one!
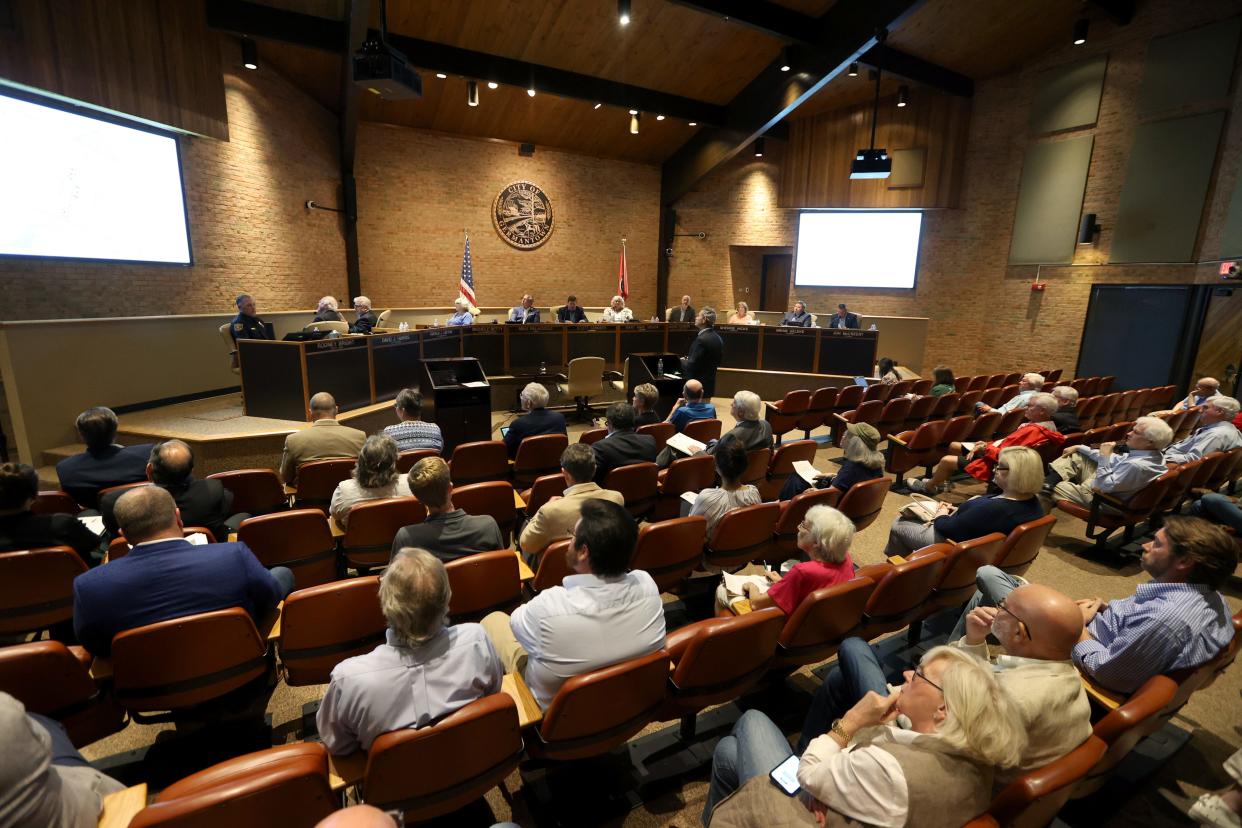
[55,407,154,509]
[279,392,367,485]
[827,303,860,329]
[504,383,567,458]
[507,294,541,324]
[667,295,695,323]
[350,296,378,334]
[0,462,106,565]
[708,391,774,454]
[1049,385,1082,434]
[781,300,813,327]
[556,294,588,323]
[682,306,724,397]
[390,457,503,562]
[312,296,344,323]
[99,440,240,542]
[519,444,625,556]
[591,403,658,482]
[72,486,292,657]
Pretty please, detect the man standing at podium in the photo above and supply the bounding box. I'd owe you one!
[508,294,541,324]
[230,294,273,342]
[682,307,723,397]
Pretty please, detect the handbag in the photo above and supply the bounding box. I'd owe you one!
[899,493,948,524]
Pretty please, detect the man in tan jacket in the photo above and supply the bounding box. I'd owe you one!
[279,392,367,485]
[519,443,624,557]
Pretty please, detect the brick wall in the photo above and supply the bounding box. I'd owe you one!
[354,125,661,317]
[669,0,1242,378]
[0,38,348,321]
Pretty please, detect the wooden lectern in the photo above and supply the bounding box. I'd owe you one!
[420,357,491,454]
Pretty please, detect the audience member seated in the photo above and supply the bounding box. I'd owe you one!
[390,458,502,563]
[447,297,473,326]
[1040,416,1172,512]
[1190,493,1242,534]
[704,647,1026,828]
[876,356,900,385]
[55,406,154,509]
[977,372,1045,416]
[780,421,881,501]
[780,300,812,327]
[656,380,717,467]
[911,392,1064,493]
[556,294,588,323]
[382,388,443,453]
[518,444,624,557]
[482,499,666,708]
[1174,377,1222,412]
[72,487,293,656]
[709,391,773,456]
[724,505,856,615]
[688,436,761,538]
[727,301,756,325]
[950,515,1237,694]
[602,295,634,323]
[330,435,413,530]
[100,439,240,543]
[316,548,503,755]
[1164,396,1242,464]
[884,446,1044,558]
[797,584,1090,779]
[1050,385,1081,433]
[279,393,367,485]
[632,382,661,427]
[0,462,105,565]
[0,692,125,828]
[313,295,343,323]
[508,293,540,324]
[591,403,658,482]
[349,295,378,334]
[504,383,567,459]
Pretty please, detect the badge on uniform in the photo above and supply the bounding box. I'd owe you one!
[234,323,243,330]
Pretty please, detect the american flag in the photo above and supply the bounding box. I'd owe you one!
[617,238,629,300]
[459,232,477,307]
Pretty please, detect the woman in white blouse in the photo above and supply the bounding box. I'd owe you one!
[330,435,412,529]
[690,435,760,538]
[602,295,634,323]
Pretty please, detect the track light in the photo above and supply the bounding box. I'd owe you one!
[754,137,764,157]
[847,62,858,77]
[897,85,908,107]
[688,121,697,126]
[435,72,447,79]
[487,81,498,89]
[593,102,602,109]
[241,38,258,70]
[618,0,631,26]
[629,109,637,115]
[467,80,479,107]
[630,112,640,134]
[1073,17,1088,45]
[656,114,665,120]
[527,87,536,97]
[779,46,793,72]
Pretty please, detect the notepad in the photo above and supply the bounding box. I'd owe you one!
[666,433,706,455]
[792,460,829,485]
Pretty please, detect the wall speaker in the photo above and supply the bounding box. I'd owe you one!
[518,143,535,157]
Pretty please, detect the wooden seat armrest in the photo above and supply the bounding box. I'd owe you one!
[831,412,851,425]
[886,555,908,565]
[259,601,283,642]
[513,550,534,581]
[502,671,543,728]
[729,599,753,615]
[1079,672,1125,711]
[98,784,148,828]
[888,433,911,448]
[89,657,114,682]
[328,751,366,792]
[1093,490,1127,509]
[283,484,297,496]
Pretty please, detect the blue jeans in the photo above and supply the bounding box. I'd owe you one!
[29,713,91,768]
[797,637,890,753]
[704,710,793,826]
[948,565,1023,641]
[270,566,295,598]
[1190,493,1242,533]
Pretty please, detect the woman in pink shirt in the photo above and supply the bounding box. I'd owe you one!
[746,504,856,615]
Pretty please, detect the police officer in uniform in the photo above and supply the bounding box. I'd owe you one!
[230,294,273,342]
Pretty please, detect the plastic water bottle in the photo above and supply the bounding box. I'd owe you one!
[540,361,547,375]
[434,318,439,327]
[657,358,664,376]
[869,323,878,331]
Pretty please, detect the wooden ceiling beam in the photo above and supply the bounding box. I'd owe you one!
[857,43,973,98]
[207,0,726,126]
[1087,0,1135,25]
[665,0,818,42]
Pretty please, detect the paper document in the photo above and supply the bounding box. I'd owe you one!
[666,433,706,455]
[722,572,770,605]
[462,381,488,388]
[185,532,209,546]
[792,460,827,486]
[77,515,106,536]
[680,490,697,506]
[960,441,977,453]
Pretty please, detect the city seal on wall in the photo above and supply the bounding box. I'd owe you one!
[492,181,554,250]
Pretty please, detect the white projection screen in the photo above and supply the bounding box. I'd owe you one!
[0,93,192,265]
[794,211,923,289]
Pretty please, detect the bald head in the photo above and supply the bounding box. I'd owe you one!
[309,392,338,420]
[114,486,182,544]
[1002,584,1084,661]
[314,805,396,828]
[148,440,193,486]
[683,379,705,402]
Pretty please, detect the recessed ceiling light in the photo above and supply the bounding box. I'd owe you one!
[688,121,697,126]
[487,81,498,89]
[593,102,602,109]
[656,114,665,120]
[847,62,859,77]
[619,0,631,26]
[435,73,447,79]
[897,85,909,107]
[1073,17,1089,45]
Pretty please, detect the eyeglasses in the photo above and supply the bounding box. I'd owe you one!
[797,519,811,532]
[994,464,1009,471]
[997,597,1032,640]
[913,665,943,694]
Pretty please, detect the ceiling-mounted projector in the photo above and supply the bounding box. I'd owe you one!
[850,148,891,179]
[353,37,422,100]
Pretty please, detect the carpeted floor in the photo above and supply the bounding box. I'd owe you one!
[78,399,1241,826]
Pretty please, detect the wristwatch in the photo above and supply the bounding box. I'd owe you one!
[830,718,851,743]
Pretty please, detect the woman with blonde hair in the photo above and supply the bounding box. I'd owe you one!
[329,434,413,529]
[727,301,756,325]
[882,445,1045,558]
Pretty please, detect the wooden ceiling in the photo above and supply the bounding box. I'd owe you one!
[249,0,1108,163]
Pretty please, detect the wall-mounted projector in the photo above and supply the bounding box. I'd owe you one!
[850,148,891,179]
[353,38,422,100]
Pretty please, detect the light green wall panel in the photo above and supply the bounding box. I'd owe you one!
[1138,17,1241,115]
[1029,55,1108,134]
[1008,135,1094,265]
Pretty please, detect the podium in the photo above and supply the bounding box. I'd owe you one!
[420,358,491,454]
[627,352,685,419]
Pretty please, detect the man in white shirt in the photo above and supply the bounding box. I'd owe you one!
[316,548,503,755]
[482,499,666,708]
[518,444,624,557]
[1164,396,1242,464]
[976,372,1045,416]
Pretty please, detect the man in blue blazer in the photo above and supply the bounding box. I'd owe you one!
[504,383,567,458]
[72,486,293,657]
[56,407,154,509]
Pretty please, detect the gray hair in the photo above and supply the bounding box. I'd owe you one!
[354,435,399,489]
[1028,392,1058,416]
[922,646,1027,768]
[148,440,194,486]
[381,548,451,647]
[234,293,252,308]
[521,382,550,409]
[318,296,338,311]
[1022,373,1046,390]
[1051,385,1078,406]
[700,306,716,326]
[611,295,625,306]
[1133,416,1173,450]
[802,505,855,564]
[1209,395,1240,419]
[454,297,467,309]
[353,295,371,310]
[842,429,884,470]
[732,390,761,421]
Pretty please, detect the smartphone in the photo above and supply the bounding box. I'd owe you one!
[769,754,800,796]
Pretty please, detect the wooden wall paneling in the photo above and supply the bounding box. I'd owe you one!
[1191,287,1242,389]
[157,0,228,139]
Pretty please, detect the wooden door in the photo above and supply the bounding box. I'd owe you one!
[761,254,792,312]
